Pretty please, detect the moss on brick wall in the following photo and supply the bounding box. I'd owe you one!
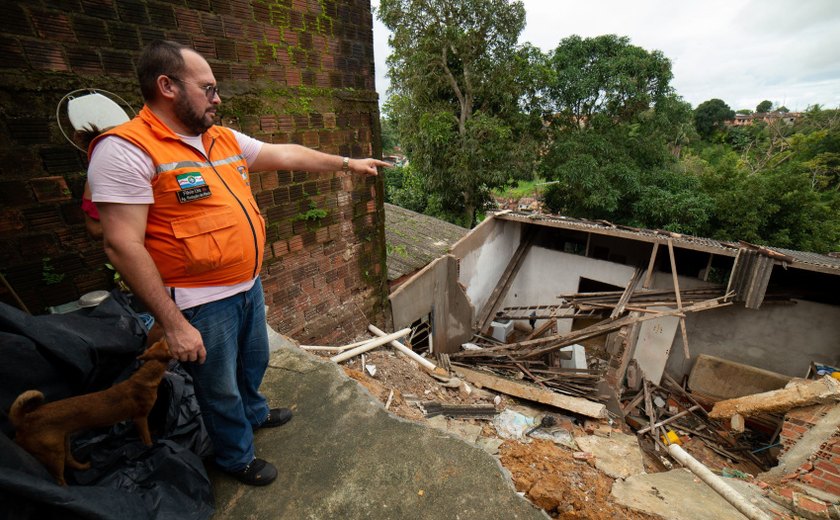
[0,0,387,343]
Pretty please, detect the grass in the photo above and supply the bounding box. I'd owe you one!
[494,177,546,200]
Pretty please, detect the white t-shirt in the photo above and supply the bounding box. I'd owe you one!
[88,129,265,310]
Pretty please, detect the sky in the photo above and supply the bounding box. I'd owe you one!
[370,0,840,112]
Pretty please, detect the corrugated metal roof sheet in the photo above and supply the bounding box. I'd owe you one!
[493,211,840,275]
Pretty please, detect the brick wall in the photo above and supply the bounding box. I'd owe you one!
[779,404,840,498]
[0,0,388,344]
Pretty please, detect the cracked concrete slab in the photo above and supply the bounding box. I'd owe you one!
[611,469,755,520]
[209,339,548,519]
[574,432,646,480]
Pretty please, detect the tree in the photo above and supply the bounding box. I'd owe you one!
[538,36,708,232]
[756,100,773,113]
[379,0,541,227]
[544,34,673,130]
[380,117,399,155]
[694,98,734,138]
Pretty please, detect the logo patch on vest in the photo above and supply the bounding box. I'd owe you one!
[176,172,211,203]
[237,166,249,185]
[176,172,207,188]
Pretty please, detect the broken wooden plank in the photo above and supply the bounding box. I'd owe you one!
[643,243,659,289]
[637,405,702,434]
[667,238,690,360]
[709,375,840,419]
[611,267,644,318]
[452,366,608,419]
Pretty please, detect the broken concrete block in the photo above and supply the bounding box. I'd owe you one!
[710,376,840,420]
[612,469,775,520]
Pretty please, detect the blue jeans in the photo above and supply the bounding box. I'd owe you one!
[181,278,270,472]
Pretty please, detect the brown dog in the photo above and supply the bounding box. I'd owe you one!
[8,338,172,486]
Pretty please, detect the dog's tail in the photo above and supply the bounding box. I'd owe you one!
[8,390,45,427]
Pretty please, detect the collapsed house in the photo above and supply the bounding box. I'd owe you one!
[387,209,840,515]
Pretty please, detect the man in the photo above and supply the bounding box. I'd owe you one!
[88,40,389,486]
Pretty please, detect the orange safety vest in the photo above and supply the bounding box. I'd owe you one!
[89,106,265,288]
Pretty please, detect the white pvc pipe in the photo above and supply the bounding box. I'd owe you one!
[300,338,374,352]
[330,328,411,363]
[368,324,438,372]
[667,444,771,520]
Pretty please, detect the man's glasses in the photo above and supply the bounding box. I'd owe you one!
[169,76,220,99]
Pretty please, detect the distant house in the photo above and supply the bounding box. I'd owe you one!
[729,111,800,126]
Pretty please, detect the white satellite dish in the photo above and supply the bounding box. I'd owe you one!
[56,89,134,151]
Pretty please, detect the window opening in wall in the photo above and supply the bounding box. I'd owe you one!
[591,246,610,261]
[577,278,623,294]
[408,313,432,354]
[572,278,624,356]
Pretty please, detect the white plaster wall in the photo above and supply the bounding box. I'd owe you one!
[665,299,840,379]
[457,219,521,317]
[503,247,638,332]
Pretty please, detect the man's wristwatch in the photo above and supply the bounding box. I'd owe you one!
[341,156,350,172]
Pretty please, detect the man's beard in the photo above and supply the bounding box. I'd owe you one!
[174,94,214,135]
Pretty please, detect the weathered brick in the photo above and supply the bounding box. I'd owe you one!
[0,209,25,234]
[200,12,225,37]
[81,0,119,20]
[100,49,134,75]
[31,177,71,203]
[815,460,840,476]
[4,2,35,36]
[71,15,109,46]
[116,0,150,24]
[22,40,69,72]
[0,36,26,69]
[30,8,77,43]
[7,118,51,145]
[193,36,216,59]
[147,2,177,29]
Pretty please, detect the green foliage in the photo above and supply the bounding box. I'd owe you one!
[386,243,409,258]
[383,164,428,213]
[756,100,773,113]
[538,36,704,233]
[380,117,399,155]
[694,98,735,138]
[293,201,329,225]
[379,0,541,227]
[681,108,840,252]
[545,34,674,128]
[41,257,65,285]
[495,177,545,199]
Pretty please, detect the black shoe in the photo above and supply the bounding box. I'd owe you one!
[261,407,293,428]
[227,458,277,486]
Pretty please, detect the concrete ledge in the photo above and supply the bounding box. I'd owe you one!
[210,341,548,519]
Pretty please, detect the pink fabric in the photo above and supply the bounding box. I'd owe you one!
[81,196,100,220]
